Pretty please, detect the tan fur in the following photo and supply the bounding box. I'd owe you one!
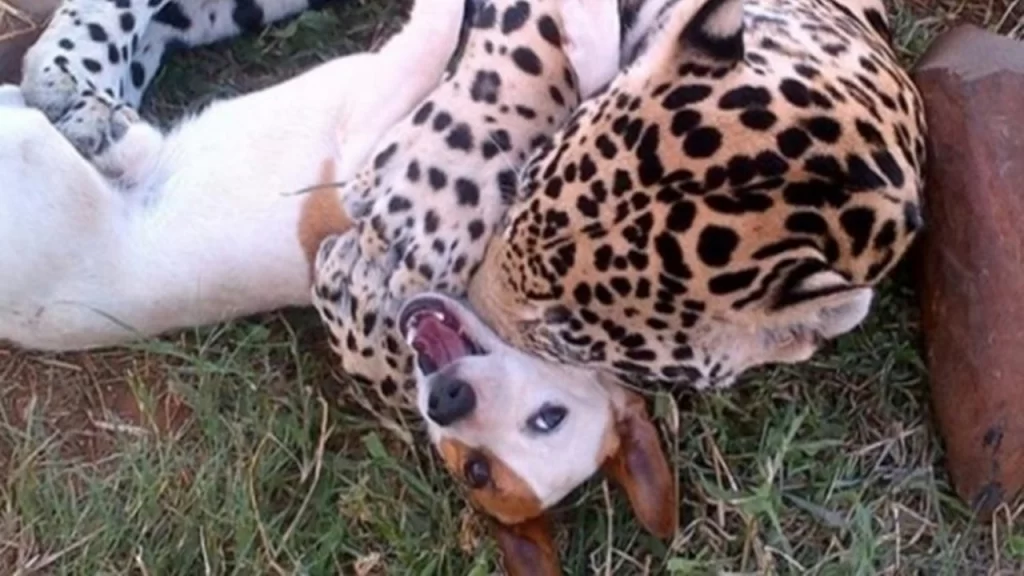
[298,160,354,279]
[438,438,545,525]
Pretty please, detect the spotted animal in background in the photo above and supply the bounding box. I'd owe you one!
[20,0,339,165]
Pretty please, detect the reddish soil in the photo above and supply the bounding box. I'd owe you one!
[0,345,192,469]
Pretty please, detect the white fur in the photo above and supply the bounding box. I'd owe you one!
[0,0,468,351]
[0,86,25,107]
[407,292,626,509]
[561,0,623,98]
[703,0,744,39]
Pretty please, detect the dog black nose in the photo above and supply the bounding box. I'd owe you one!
[427,377,476,427]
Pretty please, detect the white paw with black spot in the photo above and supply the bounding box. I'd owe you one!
[19,53,84,122]
[53,93,139,158]
[20,6,138,157]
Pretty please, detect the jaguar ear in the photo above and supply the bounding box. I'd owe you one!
[768,265,874,341]
[677,0,745,62]
[491,514,561,576]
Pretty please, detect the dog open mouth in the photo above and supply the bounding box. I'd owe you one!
[399,297,485,376]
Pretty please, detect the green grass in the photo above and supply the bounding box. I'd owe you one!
[3,1,1024,574]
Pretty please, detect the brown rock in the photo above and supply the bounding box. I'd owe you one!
[0,0,59,84]
[912,24,1024,517]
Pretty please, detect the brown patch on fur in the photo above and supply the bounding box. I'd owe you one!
[491,514,561,576]
[297,159,353,279]
[600,390,678,539]
[437,437,544,525]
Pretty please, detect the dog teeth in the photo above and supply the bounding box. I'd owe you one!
[404,309,447,348]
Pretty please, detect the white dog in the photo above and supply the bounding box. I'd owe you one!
[0,0,471,351]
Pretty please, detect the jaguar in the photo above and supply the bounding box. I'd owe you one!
[387,0,926,563]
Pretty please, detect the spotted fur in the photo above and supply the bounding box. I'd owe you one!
[311,0,623,402]
[20,0,339,164]
[466,0,927,390]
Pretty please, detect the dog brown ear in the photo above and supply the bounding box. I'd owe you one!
[601,391,677,539]
[491,514,561,576]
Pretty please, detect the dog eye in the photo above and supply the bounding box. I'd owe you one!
[464,454,491,489]
[527,403,567,433]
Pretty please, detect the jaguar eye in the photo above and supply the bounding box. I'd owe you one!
[527,403,568,434]
[464,454,491,489]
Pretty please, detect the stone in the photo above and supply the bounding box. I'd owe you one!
[912,24,1024,517]
[0,0,59,84]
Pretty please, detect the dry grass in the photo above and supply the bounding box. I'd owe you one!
[906,0,1024,37]
[0,1,37,43]
[2,0,1024,574]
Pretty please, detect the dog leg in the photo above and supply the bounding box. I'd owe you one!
[0,99,122,349]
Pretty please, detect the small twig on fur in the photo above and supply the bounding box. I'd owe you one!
[51,300,147,341]
[280,181,347,197]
